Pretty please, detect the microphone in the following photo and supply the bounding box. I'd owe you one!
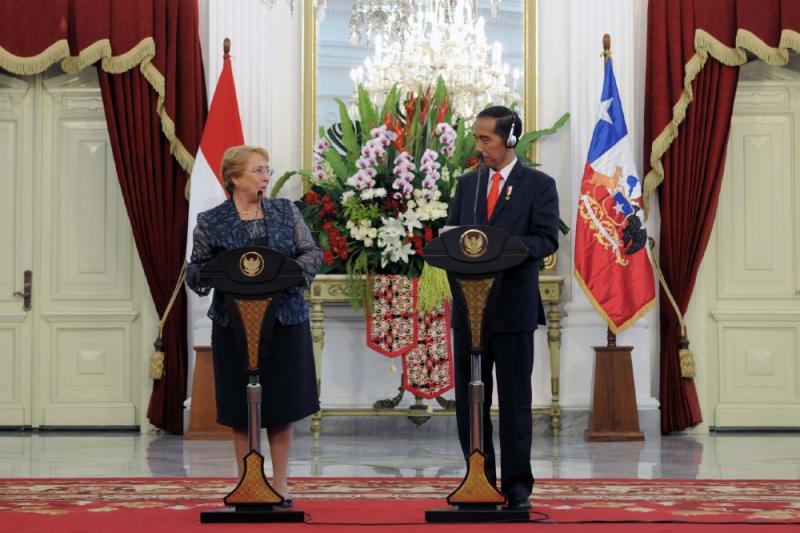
[250,190,264,247]
[472,154,484,225]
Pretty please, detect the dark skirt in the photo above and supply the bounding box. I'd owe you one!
[211,320,320,428]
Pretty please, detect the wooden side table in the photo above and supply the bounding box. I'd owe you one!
[185,345,231,440]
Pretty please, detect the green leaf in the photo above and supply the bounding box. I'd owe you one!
[269,171,293,199]
[432,76,447,108]
[381,86,400,120]
[357,86,378,134]
[302,203,319,221]
[323,148,351,187]
[515,112,571,160]
[336,98,360,165]
[318,231,330,249]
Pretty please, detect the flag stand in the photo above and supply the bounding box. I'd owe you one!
[584,35,644,443]
[585,328,644,442]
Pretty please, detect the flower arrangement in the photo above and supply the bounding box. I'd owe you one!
[271,79,569,307]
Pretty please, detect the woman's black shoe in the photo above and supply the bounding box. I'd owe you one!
[278,498,293,509]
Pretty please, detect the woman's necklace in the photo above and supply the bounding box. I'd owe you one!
[237,203,260,218]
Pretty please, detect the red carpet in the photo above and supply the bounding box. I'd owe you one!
[2,478,799,532]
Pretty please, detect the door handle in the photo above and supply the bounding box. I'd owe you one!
[12,270,32,311]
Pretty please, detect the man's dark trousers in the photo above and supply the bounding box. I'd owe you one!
[453,327,534,501]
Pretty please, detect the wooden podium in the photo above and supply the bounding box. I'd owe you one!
[197,246,306,523]
[184,345,231,440]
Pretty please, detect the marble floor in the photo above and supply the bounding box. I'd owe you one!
[1,425,798,481]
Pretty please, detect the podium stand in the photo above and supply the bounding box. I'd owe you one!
[197,246,305,523]
[422,226,532,523]
[585,330,644,442]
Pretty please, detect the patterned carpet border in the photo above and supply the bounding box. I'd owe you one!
[1,478,799,521]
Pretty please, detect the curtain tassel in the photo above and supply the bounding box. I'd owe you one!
[649,238,696,379]
[148,262,187,381]
[678,326,696,378]
[149,326,166,380]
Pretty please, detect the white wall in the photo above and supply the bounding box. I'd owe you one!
[188,0,659,420]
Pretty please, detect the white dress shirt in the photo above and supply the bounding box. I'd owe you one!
[487,156,517,196]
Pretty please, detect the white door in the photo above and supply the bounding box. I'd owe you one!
[688,60,800,429]
[0,72,34,426]
[0,67,151,428]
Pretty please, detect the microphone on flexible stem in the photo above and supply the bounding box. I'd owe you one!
[250,190,264,247]
[472,153,484,226]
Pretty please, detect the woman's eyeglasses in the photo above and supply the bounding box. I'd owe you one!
[248,165,274,177]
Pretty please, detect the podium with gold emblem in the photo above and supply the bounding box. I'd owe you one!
[198,246,305,523]
[422,226,531,523]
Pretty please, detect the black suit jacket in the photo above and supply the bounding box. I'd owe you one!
[446,160,559,332]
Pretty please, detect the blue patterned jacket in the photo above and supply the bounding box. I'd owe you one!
[186,198,322,327]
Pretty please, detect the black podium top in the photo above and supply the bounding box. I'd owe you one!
[422,225,529,275]
[199,246,305,295]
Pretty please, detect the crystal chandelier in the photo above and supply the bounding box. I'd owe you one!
[348,1,413,45]
[262,1,503,48]
[349,0,520,121]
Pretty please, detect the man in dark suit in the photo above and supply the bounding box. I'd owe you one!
[446,106,560,510]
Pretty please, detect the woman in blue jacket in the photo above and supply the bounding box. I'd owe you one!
[187,145,321,506]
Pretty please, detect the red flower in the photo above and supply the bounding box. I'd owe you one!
[423,226,433,242]
[404,97,416,124]
[322,249,334,265]
[466,155,480,169]
[320,195,337,218]
[304,191,319,204]
[419,87,431,124]
[435,96,450,125]
[384,113,406,152]
[413,235,424,256]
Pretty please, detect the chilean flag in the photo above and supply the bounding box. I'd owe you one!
[185,52,244,259]
[573,58,655,334]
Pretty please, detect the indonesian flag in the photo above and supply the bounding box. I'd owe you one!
[573,59,655,333]
[185,53,244,259]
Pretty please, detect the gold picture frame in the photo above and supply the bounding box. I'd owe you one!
[299,0,539,170]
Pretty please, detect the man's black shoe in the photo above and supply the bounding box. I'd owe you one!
[506,497,531,511]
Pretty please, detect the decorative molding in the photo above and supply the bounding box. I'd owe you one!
[0,72,29,91]
[43,68,101,95]
[736,90,789,108]
[42,310,139,323]
[0,312,27,324]
[711,310,800,322]
[739,59,800,82]
[63,96,104,112]
[0,73,30,110]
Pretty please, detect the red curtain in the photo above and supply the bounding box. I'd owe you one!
[0,0,206,433]
[644,0,800,432]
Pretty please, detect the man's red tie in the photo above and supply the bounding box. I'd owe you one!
[487,172,503,220]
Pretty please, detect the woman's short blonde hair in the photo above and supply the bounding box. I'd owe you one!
[220,145,269,195]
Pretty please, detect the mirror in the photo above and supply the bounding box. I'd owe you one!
[301,0,537,169]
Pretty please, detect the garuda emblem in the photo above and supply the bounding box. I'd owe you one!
[460,229,488,258]
[240,251,264,277]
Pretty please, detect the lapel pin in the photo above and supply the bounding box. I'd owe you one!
[505,185,513,201]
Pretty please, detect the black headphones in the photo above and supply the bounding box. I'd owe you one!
[505,110,519,148]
